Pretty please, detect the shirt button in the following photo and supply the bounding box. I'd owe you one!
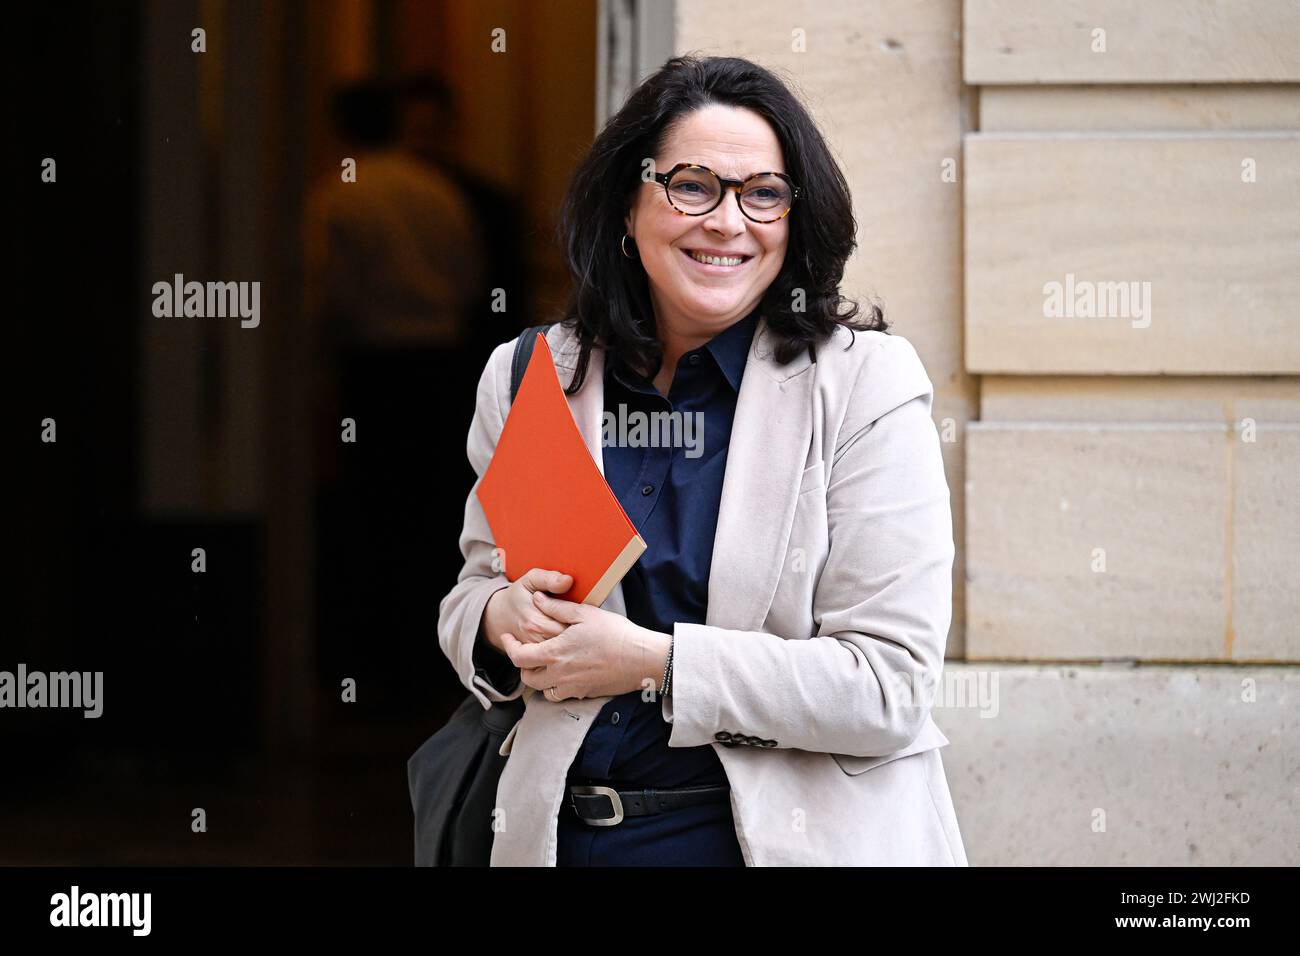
[641,484,654,496]
[611,712,620,724]
[688,353,701,365]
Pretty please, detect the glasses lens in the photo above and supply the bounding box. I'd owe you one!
[666,167,721,210]
[740,175,793,219]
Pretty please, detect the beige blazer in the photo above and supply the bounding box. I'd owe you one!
[437,317,968,866]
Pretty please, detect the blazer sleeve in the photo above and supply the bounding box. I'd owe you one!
[661,334,955,758]
[436,338,526,709]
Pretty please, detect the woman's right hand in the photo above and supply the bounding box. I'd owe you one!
[481,568,574,654]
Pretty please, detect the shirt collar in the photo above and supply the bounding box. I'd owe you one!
[704,307,759,392]
[607,307,760,394]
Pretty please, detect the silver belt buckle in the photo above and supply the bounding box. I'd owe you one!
[570,785,624,826]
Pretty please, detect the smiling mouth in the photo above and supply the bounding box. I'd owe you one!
[682,249,753,268]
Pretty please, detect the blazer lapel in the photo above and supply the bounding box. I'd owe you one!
[707,316,815,632]
[550,317,813,631]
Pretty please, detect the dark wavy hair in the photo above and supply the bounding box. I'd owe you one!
[552,53,887,395]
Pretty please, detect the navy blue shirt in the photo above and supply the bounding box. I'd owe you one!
[555,310,758,866]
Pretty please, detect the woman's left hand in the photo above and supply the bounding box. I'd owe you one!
[501,591,672,701]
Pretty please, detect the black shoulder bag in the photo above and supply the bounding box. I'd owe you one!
[406,323,555,866]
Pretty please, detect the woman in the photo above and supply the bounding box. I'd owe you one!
[437,55,967,866]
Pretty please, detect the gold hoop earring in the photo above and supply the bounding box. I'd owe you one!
[621,234,637,259]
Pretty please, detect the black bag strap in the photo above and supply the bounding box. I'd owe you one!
[510,324,555,403]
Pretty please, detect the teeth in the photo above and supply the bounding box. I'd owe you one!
[689,250,746,267]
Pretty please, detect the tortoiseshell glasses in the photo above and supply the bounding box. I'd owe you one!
[652,162,800,223]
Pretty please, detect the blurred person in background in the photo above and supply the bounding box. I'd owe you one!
[392,71,532,370]
[304,79,487,714]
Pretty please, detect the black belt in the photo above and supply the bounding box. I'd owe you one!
[567,783,730,827]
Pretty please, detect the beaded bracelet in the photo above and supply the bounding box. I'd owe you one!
[661,638,674,697]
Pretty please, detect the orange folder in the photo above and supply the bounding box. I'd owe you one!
[476,332,646,612]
